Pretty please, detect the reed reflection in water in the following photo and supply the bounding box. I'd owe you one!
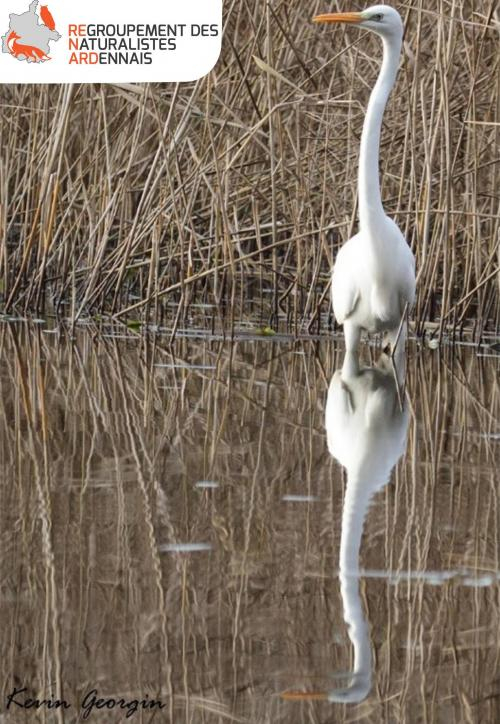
[0,324,498,723]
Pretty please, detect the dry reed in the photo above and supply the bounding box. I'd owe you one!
[0,0,499,340]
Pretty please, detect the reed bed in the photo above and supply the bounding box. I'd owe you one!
[0,326,498,722]
[0,0,499,339]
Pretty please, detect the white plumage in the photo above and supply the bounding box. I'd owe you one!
[314,5,416,354]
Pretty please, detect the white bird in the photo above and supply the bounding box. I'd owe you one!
[314,6,416,355]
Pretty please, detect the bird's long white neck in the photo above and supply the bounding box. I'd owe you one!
[339,474,381,669]
[328,472,379,702]
[358,34,402,229]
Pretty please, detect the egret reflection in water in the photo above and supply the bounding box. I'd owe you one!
[283,350,410,704]
[324,351,409,702]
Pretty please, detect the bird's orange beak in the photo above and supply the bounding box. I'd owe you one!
[281,691,328,701]
[313,12,363,24]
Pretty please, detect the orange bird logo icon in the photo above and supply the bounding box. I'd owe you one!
[40,5,56,31]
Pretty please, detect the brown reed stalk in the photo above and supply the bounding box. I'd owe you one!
[0,1,498,339]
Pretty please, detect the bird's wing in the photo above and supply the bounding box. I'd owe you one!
[331,241,360,324]
[397,257,416,313]
[398,240,416,305]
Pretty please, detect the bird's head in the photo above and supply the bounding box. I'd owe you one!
[313,4,403,40]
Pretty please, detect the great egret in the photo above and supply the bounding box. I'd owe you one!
[314,6,416,355]
[282,351,409,703]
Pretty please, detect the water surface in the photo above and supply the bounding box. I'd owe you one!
[0,325,498,722]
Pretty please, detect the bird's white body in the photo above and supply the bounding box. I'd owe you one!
[318,5,416,353]
[332,218,416,351]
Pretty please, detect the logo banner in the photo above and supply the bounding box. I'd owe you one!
[1,0,222,82]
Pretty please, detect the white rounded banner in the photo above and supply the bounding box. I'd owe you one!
[1,0,222,82]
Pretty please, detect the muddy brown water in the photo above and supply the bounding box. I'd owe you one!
[0,324,498,723]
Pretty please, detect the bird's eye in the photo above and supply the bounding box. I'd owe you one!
[372,13,383,21]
